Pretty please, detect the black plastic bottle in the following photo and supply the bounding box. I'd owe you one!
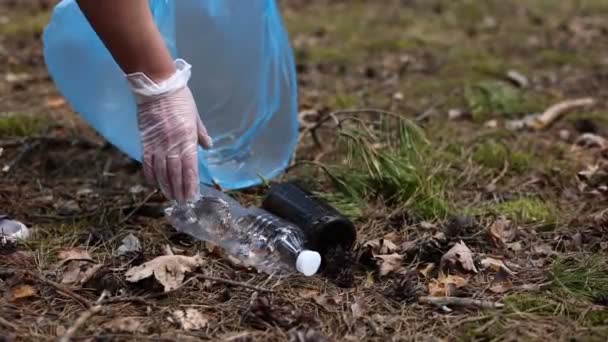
[261,182,357,259]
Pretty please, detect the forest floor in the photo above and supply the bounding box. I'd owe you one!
[1,0,607,341]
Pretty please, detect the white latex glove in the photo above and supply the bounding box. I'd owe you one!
[126,59,212,203]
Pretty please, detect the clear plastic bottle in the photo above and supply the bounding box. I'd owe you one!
[164,186,321,276]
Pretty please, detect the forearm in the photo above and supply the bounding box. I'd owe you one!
[76,0,175,81]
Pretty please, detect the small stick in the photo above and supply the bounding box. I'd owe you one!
[418,296,504,310]
[0,315,18,331]
[59,292,108,342]
[119,190,158,224]
[196,275,273,293]
[24,270,93,309]
[531,97,595,130]
[103,274,272,306]
[2,141,39,173]
[0,136,100,149]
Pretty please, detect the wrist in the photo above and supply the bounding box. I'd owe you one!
[126,59,192,103]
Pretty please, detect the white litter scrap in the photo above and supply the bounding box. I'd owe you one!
[0,215,31,243]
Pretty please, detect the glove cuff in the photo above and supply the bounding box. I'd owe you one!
[126,59,192,104]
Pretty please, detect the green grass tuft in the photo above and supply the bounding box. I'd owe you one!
[324,117,449,219]
[550,255,608,302]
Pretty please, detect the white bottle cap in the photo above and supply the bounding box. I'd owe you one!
[296,250,322,276]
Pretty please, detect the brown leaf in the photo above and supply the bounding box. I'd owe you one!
[417,263,435,278]
[8,284,37,302]
[169,308,209,331]
[488,217,517,246]
[375,253,404,276]
[314,294,343,313]
[441,241,478,273]
[46,96,66,109]
[58,248,92,264]
[125,254,204,292]
[299,288,320,299]
[362,238,399,255]
[103,317,149,334]
[428,273,468,297]
[383,232,400,242]
[480,257,514,275]
[489,269,513,294]
[61,262,102,285]
[56,248,101,285]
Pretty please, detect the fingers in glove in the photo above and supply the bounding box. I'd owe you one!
[182,152,199,202]
[154,154,173,201]
[196,115,213,149]
[167,155,184,203]
[143,151,156,186]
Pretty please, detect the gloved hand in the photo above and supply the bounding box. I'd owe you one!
[126,59,212,203]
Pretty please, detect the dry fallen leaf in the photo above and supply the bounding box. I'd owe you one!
[375,253,404,276]
[62,262,102,285]
[488,217,517,246]
[576,134,608,150]
[441,241,478,273]
[8,284,37,302]
[362,238,399,255]
[103,317,148,334]
[169,308,209,331]
[350,298,367,319]
[417,263,435,278]
[314,294,343,312]
[480,257,514,275]
[428,273,469,297]
[58,248,92,264]
[56,248,101,285]
[46,96,66,109]
[489,268,513,294]
[299,288,320,299]
[125,254,204,292]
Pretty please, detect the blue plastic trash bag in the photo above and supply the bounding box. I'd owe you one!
[42,0,298,190]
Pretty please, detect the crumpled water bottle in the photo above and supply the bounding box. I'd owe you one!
[42,0,298,190]
[165,186,322,276]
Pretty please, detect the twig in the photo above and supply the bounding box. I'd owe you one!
[530,97,595,130]
[59,291,108,342]
[196,275,273,293]
[2,141,39,173]
[418,296,504,310]
[0,136,100,149]
[487,160,510,190]
[119,190,158,224]
[24,270,93,309]
[0,315,18,331]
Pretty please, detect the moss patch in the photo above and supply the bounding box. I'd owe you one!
[0,10,50,37]
[0,114,48,137]
[472,140,532,173]
[464,80,541,121]
[491,197,557,224]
